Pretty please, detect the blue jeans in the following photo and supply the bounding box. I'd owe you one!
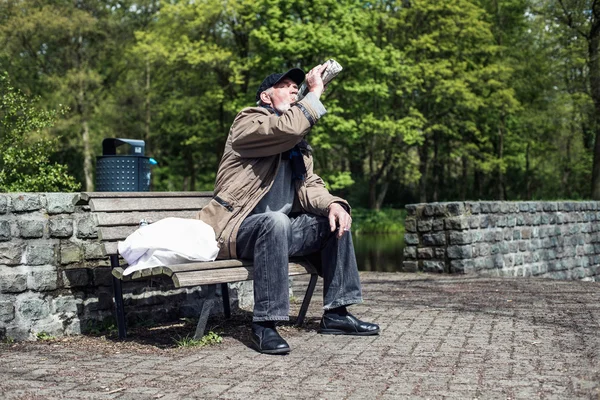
[236,212,363,322]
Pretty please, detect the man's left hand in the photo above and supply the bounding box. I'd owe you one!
[328,203,352,239]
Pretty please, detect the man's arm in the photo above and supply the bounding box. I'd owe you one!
[231,64,329,158]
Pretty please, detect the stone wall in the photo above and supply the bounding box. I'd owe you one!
[0,193,251,341]
[403,201,600,281]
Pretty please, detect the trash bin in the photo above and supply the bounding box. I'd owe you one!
[96,138,152,192]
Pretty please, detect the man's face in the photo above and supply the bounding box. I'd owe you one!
[261,78,299,113]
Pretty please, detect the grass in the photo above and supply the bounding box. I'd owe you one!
[351,208,406,235]
[35,331,55,341]
[173,331,223,348]
[84,318,117,336]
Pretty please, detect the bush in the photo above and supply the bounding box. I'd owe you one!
[351,208,406,234]
[0,73,80,192]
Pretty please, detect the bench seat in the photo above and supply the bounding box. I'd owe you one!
[77,192,318,340]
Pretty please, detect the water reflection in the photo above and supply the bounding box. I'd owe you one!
[354,233,405,272]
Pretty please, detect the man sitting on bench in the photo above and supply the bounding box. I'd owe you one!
[199,64,379,355]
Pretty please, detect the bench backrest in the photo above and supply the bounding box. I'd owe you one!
[78,192,213,257]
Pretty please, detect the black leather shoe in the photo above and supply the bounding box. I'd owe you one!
[251,325,291,355]
[319,313,380,336]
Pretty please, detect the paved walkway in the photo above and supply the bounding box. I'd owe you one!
[1,272,599,399]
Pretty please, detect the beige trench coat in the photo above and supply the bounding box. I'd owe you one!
[198,98,349,259]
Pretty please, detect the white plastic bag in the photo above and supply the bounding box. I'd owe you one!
[118,217,219,276]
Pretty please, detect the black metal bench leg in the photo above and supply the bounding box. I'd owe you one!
[221,283,231,318]
[194,284,216,340]
[296,273,318,327]
[110,255,127,340]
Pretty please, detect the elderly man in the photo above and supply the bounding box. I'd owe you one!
[199,64,379,355]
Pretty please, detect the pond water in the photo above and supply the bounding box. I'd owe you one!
[353,233,405,272]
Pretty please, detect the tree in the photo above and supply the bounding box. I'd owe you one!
[0,73,80,192]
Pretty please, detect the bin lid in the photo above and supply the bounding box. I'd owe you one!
[102,138,145,156]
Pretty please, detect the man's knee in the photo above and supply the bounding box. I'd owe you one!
[260,212,292,236]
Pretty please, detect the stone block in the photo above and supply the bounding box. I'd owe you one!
[500,202,510,213]
[28,266,58,291]
[62,269,90,288]
[0,220,10,241]
[475,243,491,257]
[449,259,474,273]
[93,268,113,287]
[466,202,481,214]
[403,246,417,259]
[18,220,44,238]
[11,194,43,212]
[0,195,7,214]
[503,229,513,241]
[506,216,516,227]
[26,245,56,265]
[423,204,437,217]
[0,243,25,265]
[422,233,446,246]
[405,234,419,245]
[469,216,479,229]
[60,243,82,265]
[0,266,27,293]
[417,247,434,259]
[53,295,83,315]
[449,231,471,245]
[49,217,74,238]
[405,204,417,216]
[76,216,98,239]
[418,219,433,232]
[404,218,417,233]
[479,215,490,228]
[423,260,445,273]
[0,300,15,322]
[513,230,521,240]
[445,217,469,230]
[17,293,50,321]
[503,254,515,268]
[432,219,444,231]
[84,242,104,260]
[435,248,445,258]
[446,202,465,216]
[402,261,419,272]
[45,193,76,214]
[447,245,472,259]
[493,254,504,268]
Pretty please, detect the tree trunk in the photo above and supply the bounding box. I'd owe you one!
[497,116,505,200]
[144,59,151,144]
[461,156,468,201]
[418,138,429,203]
[82,119,93,191]
[589,19,600,199]
[432,135,440,202]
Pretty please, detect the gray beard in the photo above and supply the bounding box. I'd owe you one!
[274,103,291,114]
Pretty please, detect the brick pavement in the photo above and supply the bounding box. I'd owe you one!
[1,272,599,399]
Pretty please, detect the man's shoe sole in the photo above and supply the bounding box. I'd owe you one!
[318,328,380,336]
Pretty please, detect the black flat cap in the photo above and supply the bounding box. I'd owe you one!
[255,68,305,102]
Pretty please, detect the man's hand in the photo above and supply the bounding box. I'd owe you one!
[306,64,328,98]
[328,203,352,239]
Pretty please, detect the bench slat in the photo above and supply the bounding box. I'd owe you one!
[89,197,211,212]
[80,191,213,202]
[96,211,200,227]
[172,262,312,288]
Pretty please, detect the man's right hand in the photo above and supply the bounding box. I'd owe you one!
[306,64,328,98]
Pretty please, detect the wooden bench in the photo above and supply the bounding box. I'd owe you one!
[78,192,318,340]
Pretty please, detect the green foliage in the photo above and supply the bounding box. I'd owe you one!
[0,74,80,192]
[351,208,406,235]
[84,318,117,336]
[35,331,55,341]
[173,331,223,348]
[0,0,597,202]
